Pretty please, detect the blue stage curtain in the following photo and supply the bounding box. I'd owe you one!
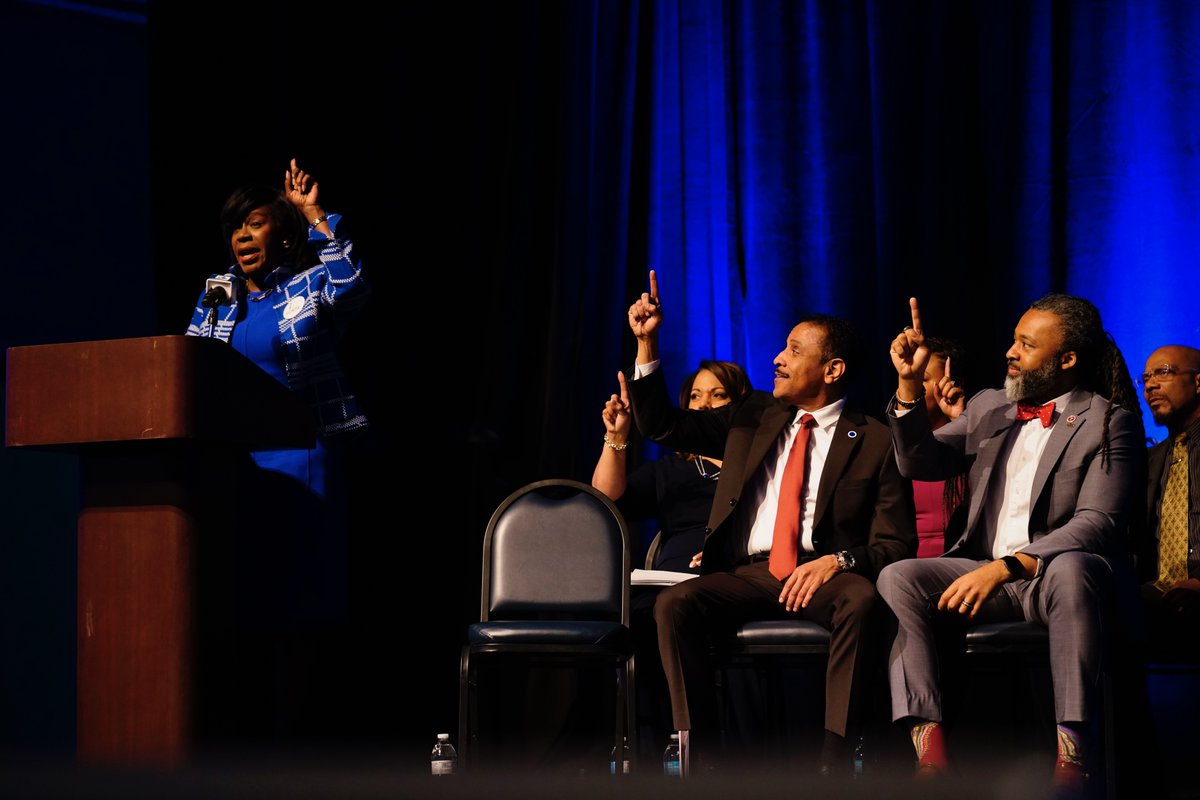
[568,0,1200,450]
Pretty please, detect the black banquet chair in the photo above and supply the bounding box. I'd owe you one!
[457,479,636,771]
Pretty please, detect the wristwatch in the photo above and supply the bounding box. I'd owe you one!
[834,550,856,573]
[1000,555,1024,581]
[894,391,924,410]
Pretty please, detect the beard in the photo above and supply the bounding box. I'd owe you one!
[1004,356,1061,402]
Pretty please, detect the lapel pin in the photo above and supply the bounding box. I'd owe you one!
[1066,414,1077,426]
[847,430,857,439]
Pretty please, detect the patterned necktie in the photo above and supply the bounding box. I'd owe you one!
[1156,434,1190,591]
[1015,401,1056,428]
[769,413,816,581]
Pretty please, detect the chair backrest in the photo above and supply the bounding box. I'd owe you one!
[644,530,663,570]
[480,479,630,624]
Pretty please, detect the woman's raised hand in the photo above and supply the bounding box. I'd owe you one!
[601,371,633,442]
[933,356,966,420]
[284,158,321,212]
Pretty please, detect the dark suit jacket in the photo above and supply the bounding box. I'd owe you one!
[1139,416,1200,582]
[890,387,1144,567]
[628,367,916,579]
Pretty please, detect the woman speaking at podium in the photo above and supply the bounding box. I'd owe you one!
[184,159,369,632]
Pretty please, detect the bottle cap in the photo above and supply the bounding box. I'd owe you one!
[437,733,450,740]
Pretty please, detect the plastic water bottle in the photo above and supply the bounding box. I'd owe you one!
[431,732,458,776]
[663,733,682,777]
[610,737,631,775]
[852,735,865,778]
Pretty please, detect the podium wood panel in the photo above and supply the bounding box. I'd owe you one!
[6,334,312,449]
[78,505,192,763]
[5,335,314,765]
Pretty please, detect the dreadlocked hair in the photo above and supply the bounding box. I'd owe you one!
[1028,293,1144,468]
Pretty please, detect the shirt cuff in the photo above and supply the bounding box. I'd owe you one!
[633,360,660,379]
[887,394,915,418]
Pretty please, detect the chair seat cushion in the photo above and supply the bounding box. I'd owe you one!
[468,620,631,649]
[734,620,831,645]
[965,621,1048,654]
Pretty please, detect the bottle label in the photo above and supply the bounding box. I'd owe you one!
[664,759,681,777]
[431,759,456,776]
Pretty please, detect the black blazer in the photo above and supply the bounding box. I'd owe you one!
[629,367,915,579]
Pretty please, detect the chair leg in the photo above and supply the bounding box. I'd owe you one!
[1101,669,1117,800]
[613,663,625,769]
[679,728,690,776]
[458,646,472,771]
[625,654,638,771]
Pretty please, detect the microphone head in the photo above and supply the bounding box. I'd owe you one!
[203,275,237,307]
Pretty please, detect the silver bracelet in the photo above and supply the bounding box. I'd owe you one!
[603,433,628,451]
[308,214,329,230]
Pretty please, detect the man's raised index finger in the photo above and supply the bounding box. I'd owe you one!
[648,270,659,304]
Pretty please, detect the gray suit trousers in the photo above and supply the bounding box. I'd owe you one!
[877,552,1113,724]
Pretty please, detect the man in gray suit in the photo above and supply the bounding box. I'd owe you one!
[877,295,1144,796]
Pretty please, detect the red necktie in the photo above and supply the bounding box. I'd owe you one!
[1014,401,1055,428]
[769,413,816,581]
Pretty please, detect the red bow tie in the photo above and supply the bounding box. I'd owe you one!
[1015,401,1055,427]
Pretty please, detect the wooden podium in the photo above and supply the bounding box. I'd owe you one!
[5,335,313,764]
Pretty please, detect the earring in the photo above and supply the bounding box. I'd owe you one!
[283,240,290,248]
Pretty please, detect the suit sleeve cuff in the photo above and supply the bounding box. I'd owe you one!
[886,394,918,418]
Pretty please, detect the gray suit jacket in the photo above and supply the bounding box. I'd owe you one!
[889,387,1143,564]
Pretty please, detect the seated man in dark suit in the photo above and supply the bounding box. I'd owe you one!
[878,295,1144,796]
[1139,344,1200,657]
[625,271,916,775]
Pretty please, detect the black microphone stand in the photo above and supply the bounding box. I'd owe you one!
[201,288,228,337]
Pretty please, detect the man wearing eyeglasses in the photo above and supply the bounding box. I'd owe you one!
[878,294,1145,797]
[1139,345,1200,655]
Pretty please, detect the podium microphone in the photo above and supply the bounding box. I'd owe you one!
[202,275,237,333]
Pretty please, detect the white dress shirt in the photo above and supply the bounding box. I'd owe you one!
[634,360,844,557]
[988,390,1073,559]
[745,400,845,556]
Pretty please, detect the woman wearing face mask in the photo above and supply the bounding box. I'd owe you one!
[592,360,753,573]
[592,360,752,761]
